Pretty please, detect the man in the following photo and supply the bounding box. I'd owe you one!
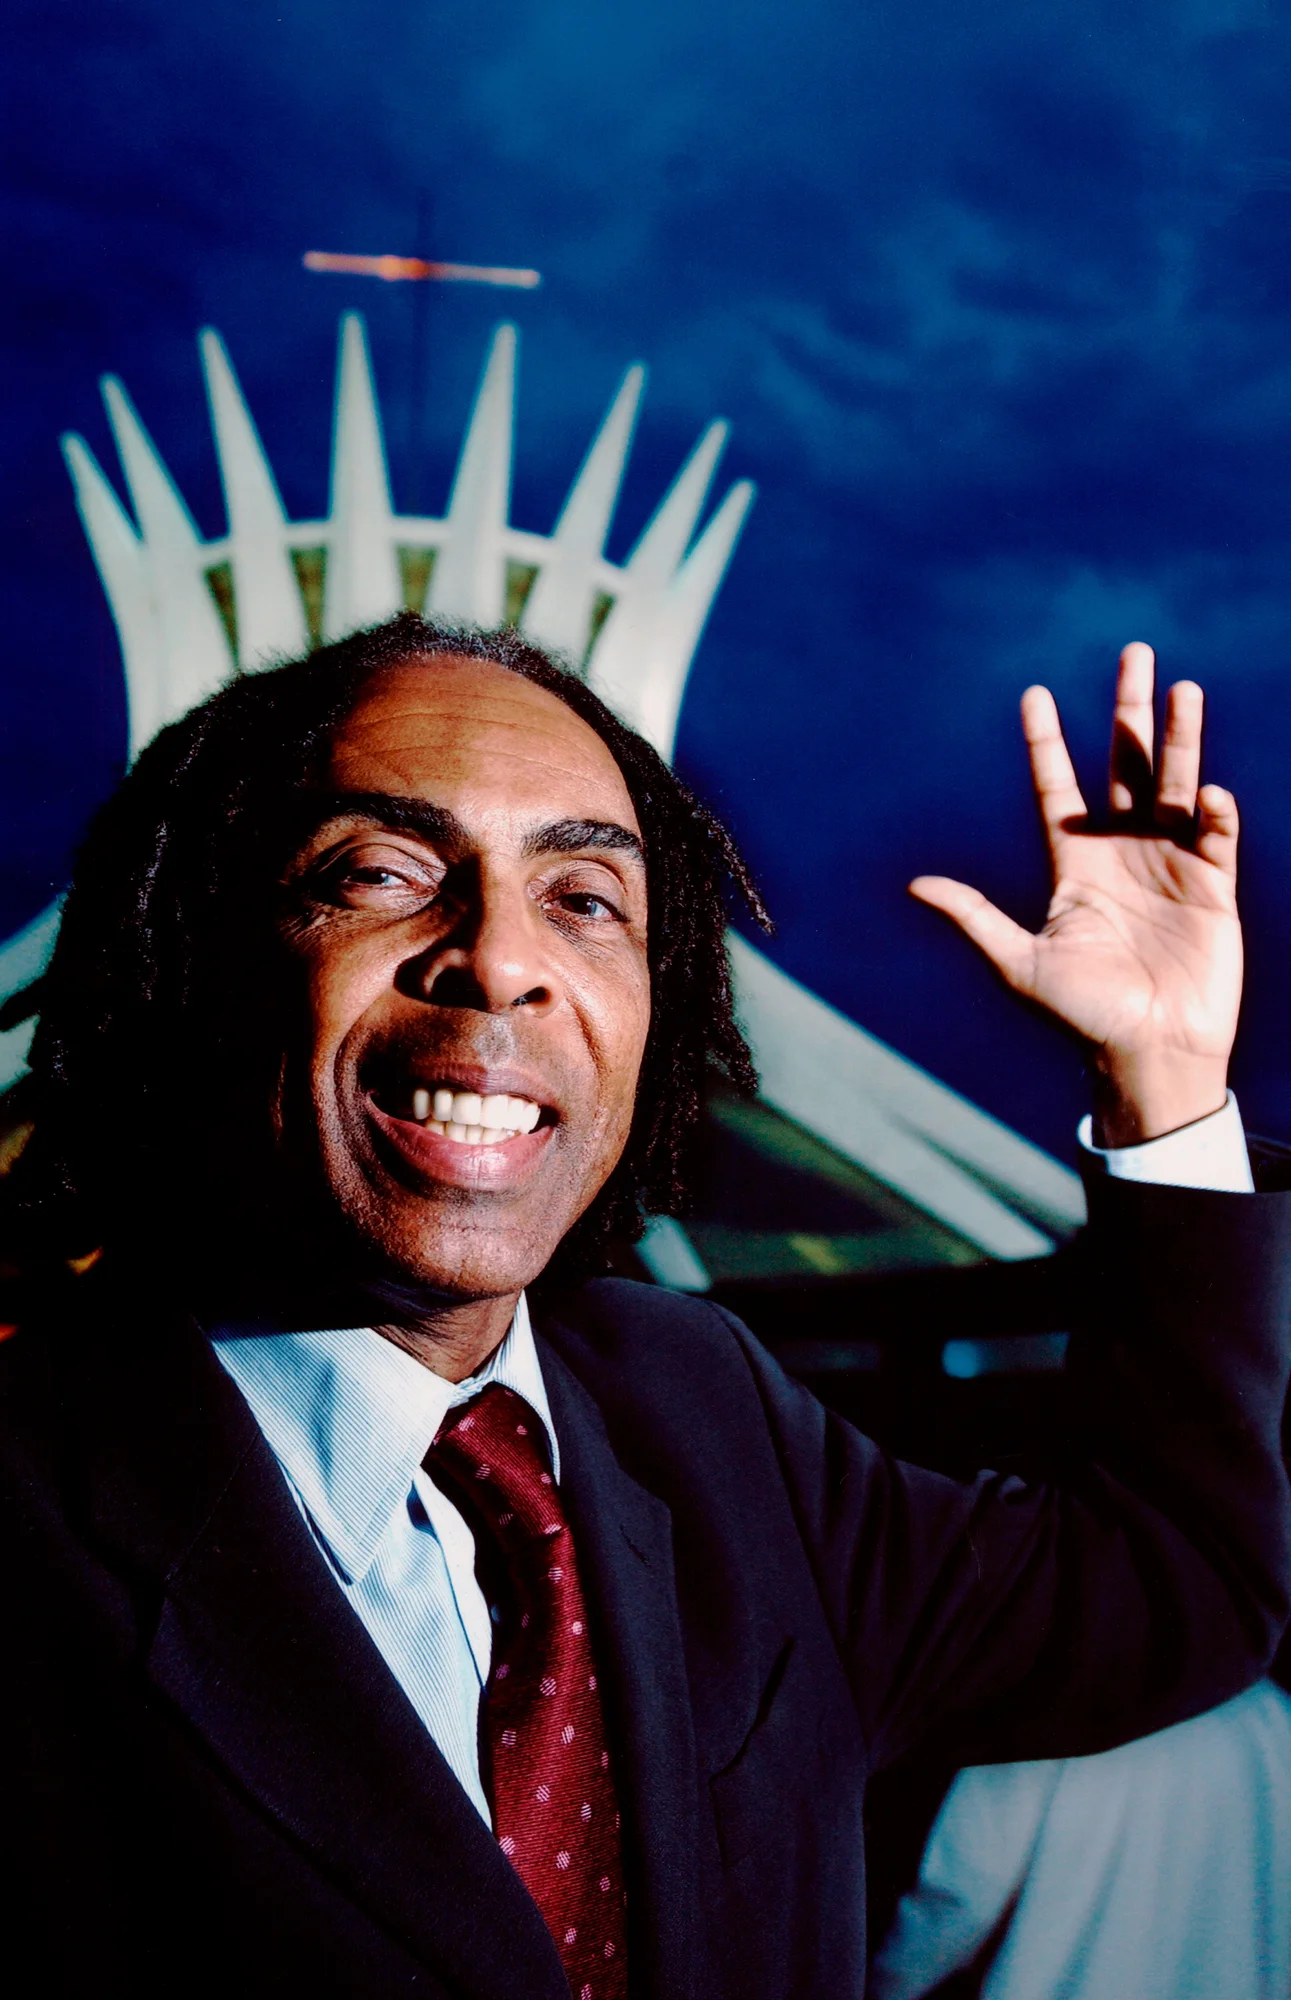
[1,614,1288,2000]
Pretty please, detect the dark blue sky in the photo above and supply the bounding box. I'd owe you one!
[3,0,1289,1154]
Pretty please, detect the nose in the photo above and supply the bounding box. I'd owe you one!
[397,864,558,1016]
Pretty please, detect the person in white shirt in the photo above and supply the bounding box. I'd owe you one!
[871,1675,1291,2000]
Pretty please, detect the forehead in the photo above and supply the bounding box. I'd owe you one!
[325,655,640,833]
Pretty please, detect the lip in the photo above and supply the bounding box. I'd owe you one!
[365,1092,557,1190]
[366,1057,557,1105]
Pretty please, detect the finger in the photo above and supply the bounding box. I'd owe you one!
[1195,783,1239,878]
[1021,686,1087,844]
[1109,641,1155,815]
[909,876,1037,993]
[1155,680,1204,826]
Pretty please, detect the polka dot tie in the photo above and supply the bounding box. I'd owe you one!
[430,1386,628,2000]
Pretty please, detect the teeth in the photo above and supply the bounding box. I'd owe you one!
[405,1086,544,1142]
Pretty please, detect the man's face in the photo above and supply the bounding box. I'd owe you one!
[270,656,651,1298]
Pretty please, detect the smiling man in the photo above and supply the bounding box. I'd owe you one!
[1,614,1289,2000]
[283,649,656,1323]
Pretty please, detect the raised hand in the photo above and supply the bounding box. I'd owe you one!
[910,643,1241,1146]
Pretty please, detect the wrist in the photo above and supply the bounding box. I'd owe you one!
[1091,1052,1230,1149]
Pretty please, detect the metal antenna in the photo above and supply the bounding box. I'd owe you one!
[408,190,434,518]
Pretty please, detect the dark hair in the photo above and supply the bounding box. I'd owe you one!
[3,614,768,1283]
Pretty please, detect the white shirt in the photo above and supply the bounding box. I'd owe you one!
[212,1293,558,1826]
[870,1683,1291,2000]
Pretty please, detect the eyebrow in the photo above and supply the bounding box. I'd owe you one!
[297,793,645,866]
[301,792,467,848]
[520,817,645,865]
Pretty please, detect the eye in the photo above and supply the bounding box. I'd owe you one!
[317,843,441,911]
[538,863,634,929]
[559,891,622,921]
[345,865,402,887]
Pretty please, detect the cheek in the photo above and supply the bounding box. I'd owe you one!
[299,932,393,1065]
[263,939,388,1150]
[582,962,652,1131]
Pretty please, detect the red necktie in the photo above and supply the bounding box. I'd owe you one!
[431,1385,628,2000]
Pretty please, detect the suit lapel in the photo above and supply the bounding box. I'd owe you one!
[538,1337,700,2000]
[59,1299,567,2000]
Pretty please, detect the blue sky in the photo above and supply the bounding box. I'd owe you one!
[3,0,1288,1152]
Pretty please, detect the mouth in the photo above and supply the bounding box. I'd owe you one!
[371,1080,546,1147]
[360,1060,559,1186]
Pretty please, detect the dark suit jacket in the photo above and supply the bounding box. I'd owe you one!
[3,1174,1290,2000]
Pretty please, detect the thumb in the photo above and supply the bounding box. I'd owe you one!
[909,876,1038,994]
[1195,784,1239,879]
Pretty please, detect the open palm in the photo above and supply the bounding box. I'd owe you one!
[911,644,1241,1142]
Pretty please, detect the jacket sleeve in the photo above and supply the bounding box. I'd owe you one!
[723,1175,1291,1771]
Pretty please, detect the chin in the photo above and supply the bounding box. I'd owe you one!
[354,1193,562,1303]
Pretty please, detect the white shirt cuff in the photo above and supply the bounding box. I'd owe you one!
[1077,1091,1254,1193]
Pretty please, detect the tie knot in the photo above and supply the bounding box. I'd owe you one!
[431,1383,564,1547]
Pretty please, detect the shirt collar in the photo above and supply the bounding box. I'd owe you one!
[210,1293,558,1584]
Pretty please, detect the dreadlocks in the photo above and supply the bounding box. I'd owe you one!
[3,613,768,1284]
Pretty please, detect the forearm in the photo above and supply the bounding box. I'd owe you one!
[1081,1088,1253,1192]
[741,1150,1291,1768]
[1090,1049,1232,1149]
[1068,1170,1291,1661]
